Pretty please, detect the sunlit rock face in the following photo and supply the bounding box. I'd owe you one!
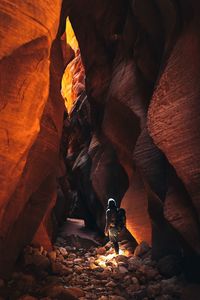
[61,19,85,114]
[0,0,65,276]
[69,0,200,262]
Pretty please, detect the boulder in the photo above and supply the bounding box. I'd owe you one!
[157,255,182,278]
[134,241,150,257]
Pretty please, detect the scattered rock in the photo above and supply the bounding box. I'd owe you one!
[115,255,128,264]
[161,277,181,296]
[139,265,159,280]
[97,269,111,279]
[59,247,68,257]
[24,253,50,270]
[2,236,184,300]
[51,262,73,275]
[105,280,116,287]
[68,253,77,259]
[158,255,182,278]
[44,284,77,299]
[74,265,83,274]
[128,256,142,271]
[16,274,36,290]
[65,287,85,298]
[132,276,139,285]
[96,247,106,255]
[118,266,128,274]
[84,284,94,291]
[134,241,150,257]
[74,258,82,264]
[147,283,161,298]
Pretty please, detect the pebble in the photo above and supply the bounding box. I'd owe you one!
[51,261,73,275]
[134,241,150,257]
[132,276,139,285]
[128,256,142,271]
[59,247,68,257]
[74,265,83,274]
[68,253,77,259]
[161,277,181,296]
[24,253,50,270]
[147,283,161,298]
[115,255,128,264]
[118,266,128,274]
[74,258,82,264]
[158,255,182,278]
[105,280,117,287]
[96,247,106,255]
[65,287,85,297]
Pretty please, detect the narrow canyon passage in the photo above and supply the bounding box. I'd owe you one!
[0,0,200,299]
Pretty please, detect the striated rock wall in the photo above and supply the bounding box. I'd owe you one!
[0,0,65,276]
[148,3,200,255]
[69,0,200,266]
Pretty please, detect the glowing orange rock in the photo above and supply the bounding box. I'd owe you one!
[0,0,65,277]
[61,19,85,114]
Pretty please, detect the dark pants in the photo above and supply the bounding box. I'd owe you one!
[109,227,119,254]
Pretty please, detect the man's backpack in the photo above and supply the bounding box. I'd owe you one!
[108,208,118,227]
[116,208,126,231]
[107,207,126,230]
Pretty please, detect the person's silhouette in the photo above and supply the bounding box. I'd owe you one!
[104,198,126,254]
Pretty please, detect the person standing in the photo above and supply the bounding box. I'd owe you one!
[104,198,126,254]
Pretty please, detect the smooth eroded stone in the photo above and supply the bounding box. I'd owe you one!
[134,241,150,257]
[65,287,85,298]
[51,262,73,275]
[44,284,78,299]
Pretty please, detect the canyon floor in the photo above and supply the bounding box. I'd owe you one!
[0,220,191,300]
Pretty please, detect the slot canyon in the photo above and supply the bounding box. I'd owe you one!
[0,0,200,299]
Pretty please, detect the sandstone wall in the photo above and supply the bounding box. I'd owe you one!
[0,0,65,276]
[69,0,200,260]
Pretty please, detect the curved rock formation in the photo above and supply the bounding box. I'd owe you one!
[0,0,66,276]
[68,0,200,268]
